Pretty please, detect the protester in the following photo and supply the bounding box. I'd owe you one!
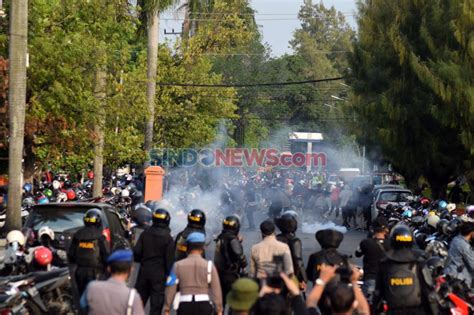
[444,221,474,286]
[134,208,175,314]
[226,278,259,315]
[68,209,110,296]
[339,185,353,227]
[355,216,389,305]
[164,232,223,315]
[250,220,294,280]
[80,249,145,315]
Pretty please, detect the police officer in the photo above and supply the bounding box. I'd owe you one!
[373,225,430,315]
[134,208,175,314]
[175,209,206,261]
[214,215,247,308]
[164,232,223,315]
[68,209,110,296]
[275,211,308,289]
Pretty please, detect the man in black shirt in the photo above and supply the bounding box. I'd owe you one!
[355,217,389,306]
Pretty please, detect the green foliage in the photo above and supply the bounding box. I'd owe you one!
[350,0,473,193]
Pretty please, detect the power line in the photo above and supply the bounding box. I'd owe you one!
[153,77,344,88]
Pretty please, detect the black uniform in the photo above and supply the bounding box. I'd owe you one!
[306,229,349,315]
[277,233,307,284]
[175,225,206,261]
[373,249,430,315]
[134,223,175,314]
[68,226,110,296]
[214,230,247,308]
[355,237,389,281]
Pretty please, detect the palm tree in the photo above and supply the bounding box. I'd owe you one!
[180,0,215,39]
[140,0,178,167]
[5,0,28,231]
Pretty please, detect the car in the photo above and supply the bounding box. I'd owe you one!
[23,202,130,261]
[373,184,403,196]
[371,188,413,221]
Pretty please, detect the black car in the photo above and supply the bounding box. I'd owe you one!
[23,202,130,260]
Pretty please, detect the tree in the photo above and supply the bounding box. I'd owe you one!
[6,0,28,231]
[350,0,472,196]
[140,0,179,167]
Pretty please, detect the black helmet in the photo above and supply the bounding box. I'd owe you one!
[389,224,413,249]
[84,208,102,227]
[152,208,170,226]
[223,215,240,232]
[276,212,297,234]
[188,209,206,227]
[437,219,450,235]
[425,256,445,278]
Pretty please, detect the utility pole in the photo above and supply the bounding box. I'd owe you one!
[6,0,28,231]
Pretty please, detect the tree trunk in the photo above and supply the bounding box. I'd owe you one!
[92,69,106,198]
[23,134,35,186]
[5,0,28,232]
[144,12,159,167]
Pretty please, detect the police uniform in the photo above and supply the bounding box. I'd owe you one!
[81,250,145,315]
[68,225,110,295]
[165,233,223,315]
[214,229,247,308]
[174,226,206,261]
[373,226,430,315]
[134,220,175,314]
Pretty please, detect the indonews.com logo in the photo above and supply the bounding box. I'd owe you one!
[149,148,327,168]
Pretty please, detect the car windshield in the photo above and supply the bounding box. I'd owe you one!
[28,207,87,232]
[379,191,412,202]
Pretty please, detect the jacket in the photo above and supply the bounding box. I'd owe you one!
[445,235,474,285]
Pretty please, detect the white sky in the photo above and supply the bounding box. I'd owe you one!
[160,0,357,57]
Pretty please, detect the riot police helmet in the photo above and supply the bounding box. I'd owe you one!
[84,208,102,227]
[223,215,240,232]
[276,211,297,234]
[152,208,171,226]
[389,224,414,249]
[187,209,206,227]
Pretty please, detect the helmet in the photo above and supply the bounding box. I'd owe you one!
[43,189,53,198]
[438,200,447,210]
[52,180,61,190]
[22,197,35,208]
[121,189,130,198]
[275,212,297,233]
[437,219,449,235]
[56,192,68,202]
[425,240,448,258]
[223,215,241,232]
[38,226,55,241]
[427,214,440,229]
[187,209,206,227]
[66,189,76,200]
[152,208,171,226]
[420,197,430,207]
[87,171,94,180]
[84,208,102,227]
[446,203,456,212]
[466,205,474,218]
[425,256,445,278]
[37,196,49,204]
[34,247,53,267]
[23,183,33,193]
[6,230,26,246]
[389,225,414,249]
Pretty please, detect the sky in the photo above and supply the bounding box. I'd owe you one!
[160,0,357,57]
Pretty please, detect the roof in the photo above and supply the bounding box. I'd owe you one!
[288,132,323,142]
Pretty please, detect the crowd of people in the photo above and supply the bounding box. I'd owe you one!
[70,200,473,315]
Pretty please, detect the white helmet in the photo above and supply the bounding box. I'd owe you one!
[446,203,456,212]
[52,180,61,190]
[427,214,440,228]
[121,189,130,198]
[6,230,26,246]
[38,226,55,241]
[57,192,68,202]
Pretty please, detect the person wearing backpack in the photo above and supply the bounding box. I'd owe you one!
[164,232,223,315]
[214,215,247,309]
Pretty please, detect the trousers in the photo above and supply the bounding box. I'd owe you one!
[178,301,213,315]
